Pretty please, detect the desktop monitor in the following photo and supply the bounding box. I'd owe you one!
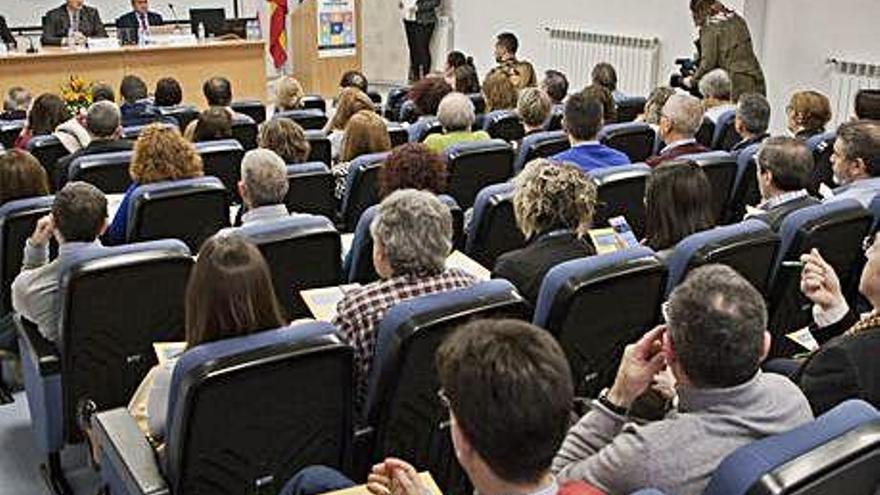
[189,8,226,38]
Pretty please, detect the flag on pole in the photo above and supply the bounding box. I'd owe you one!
[267,0,289,69]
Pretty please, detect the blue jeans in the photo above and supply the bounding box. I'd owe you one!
[280,466,356,495]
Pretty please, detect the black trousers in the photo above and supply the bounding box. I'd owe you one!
[403,20,435,82]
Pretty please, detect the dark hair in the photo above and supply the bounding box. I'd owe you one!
[644,160,715,251]
[591,62,618,92]
[378,143,447,198]
[27,93,70,136]
[563,93,604,141]
[757,136,814,191]
[203,76,233,107]
[855,89,880,120]
[52,182,107,242]
[155,77,183,107]
[581,84,617,123]
[85,101,121,138]
[259,118,311,164]
[453,65,481,94]
[120,75,148,104]
[409,77,453,116]
[446,51,472,70]
[667,264,767,388]
[0,150,50,206]
[192,107,233,142]
[737,93,771,135]
[185,235,285,347]
[495,32,519,55]
[837,120,880,177]
[542,70,569,104]
[340,70,369,94]
[437,319,573,484]
[90,83,116,103]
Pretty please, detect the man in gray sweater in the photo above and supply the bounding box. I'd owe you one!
[552,265,813,495]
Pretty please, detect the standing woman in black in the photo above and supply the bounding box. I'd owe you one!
[400,0,440,82]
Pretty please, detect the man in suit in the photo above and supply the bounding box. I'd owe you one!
[56,101,133,188]
[0,15,17,47]
[747,136,820,229]
[731,93,770,152]
[41,0,108,47]
[116,0,164,30]
[646,94,709,167]
[825,120,880,208]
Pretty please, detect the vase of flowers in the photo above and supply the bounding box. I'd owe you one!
[61,75,93,118]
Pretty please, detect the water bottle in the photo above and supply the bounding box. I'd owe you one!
[197,22,206,41]
[137,27,147,47]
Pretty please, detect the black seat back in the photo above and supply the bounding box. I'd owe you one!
[158,106,200,130]
[599,122,656,163]
[696,117,716,148]
[275,109,329,130]
[305,130,332,165]
[286,163,336,219]
[465,183,525,268]
[69,151,134,194]
[808,132,837,194]
[483,111,525,142]
[0,120,25,149]
[384,88,411,122]
[682,151,738,224]
[231,115,258,150]
[195,139,245,202]
[712,111,740,151]
[230,100,267,124]
[27,135,69,188]
[0,196,55,316]
[590,164,652,238]
[340,153,389,231]
[615,96,646,123]
[300,95,327,114]
[387,123,409,148]
[446,140,514,210]
[467,93,486,115]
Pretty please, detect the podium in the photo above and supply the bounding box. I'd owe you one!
[291,0,363,97]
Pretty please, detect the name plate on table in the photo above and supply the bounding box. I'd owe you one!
[0,44,7,56]
[146,34,198,47]
[87,38,121,50]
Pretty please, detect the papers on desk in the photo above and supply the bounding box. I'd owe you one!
[786,327,820,352]
[153,342,186,365]
[106,193,125,222]
[301,284,361,321]
[446,250,491,280]
[86,38,121,51]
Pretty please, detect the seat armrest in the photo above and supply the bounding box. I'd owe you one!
[351,426,375,480]
[15,314,60,376]
[94,408,169,495]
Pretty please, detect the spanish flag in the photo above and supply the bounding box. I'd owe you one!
[267,0,289,69]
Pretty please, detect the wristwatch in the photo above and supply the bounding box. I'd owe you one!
[597,388,629,416]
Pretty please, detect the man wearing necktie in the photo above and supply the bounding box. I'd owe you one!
[41,0,108,46]
[116,0,164,32]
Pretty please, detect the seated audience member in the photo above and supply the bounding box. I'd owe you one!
[443,50,471,82]
[591,62,626,102]
[747,137,820,229]
[202,76,246,120]
[119,75,159,126]
[333,189,476,410]
[518,87,553,136]
[647,94,709,167]
[236,149,293,225]
[274,76,305,113]
[452,65,481,95]
[128,234,284,445]
[638,86,675,126]
[581,85,618,124]
[793,237,880,414]
[483,70,518,112]
[552,93,630,173]
[57,101,133,186]
[91,82,116,104]
[339,70,369,95]
[331,110,392,199]
[541,69,569,106]
[644,160,715,252]
[732,93,771,152]
[0,150,50,207]
[492,32,537,90]
[377,143,447,199]
[105,125,204,244]
[1,87,32,121]
[14,93,70,150]
[323,87,375,161]
[493,159,597,306]
[855,89,880,121]
[786,90,832,140]
[153,77,184,108]
[423,92,491,154]
[826,120,880,207]
[553,265,814,495]
[409,76,453,118]
[54,83,117,153]
[258,118,311,164]
[12,182,108,342]
[188,107,233,143]
[699,68,736,123]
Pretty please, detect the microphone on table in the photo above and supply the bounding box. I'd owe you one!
[26,36,37,54]
[168,3,182,32]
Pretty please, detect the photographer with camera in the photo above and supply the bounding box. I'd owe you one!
[676,0,765,102]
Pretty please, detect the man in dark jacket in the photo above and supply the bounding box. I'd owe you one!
[732,93,770,152]
[747,136,820,229]
[41,0,107,46]
[56,101,132,188]
[0,15,17,47]
[646,93,709,167]
[115,0,164,29]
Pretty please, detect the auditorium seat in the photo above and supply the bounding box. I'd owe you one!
[513,130,570,174]
[870,195,880,234]
[466,93,486,115]
[360,280,527,494]
[767,200,872,356]
[194,139,245,202]
[712,109,740,151]
[367,90,383,106]
[725,143,762,223]
[0,119,24,149]
[407,116,442,143]
[157,105,200,130]
[663,220,779,296]
[387,122,409,148]
[27,135,68,190]
[398,100,419,124]
[807,131,836,194]
[339,151,390,231]
[598,122,655,163]
[482,110,525,142]
[305,130,332,165]
[704,399,880,495]
[533,247,666,397]
[465,183,525,268]
[615,96,646,123]
[94,321,354,495]
[126,177,230,252]
[0,196,54,320]
[544,104,564,131]
[231,114,259,150]
[590,163,652,238]
[121,121,177,140]
[286,162,336,219]
[445,139,514,210]
[384,87,411,122]
[275,108,329,130]
[68,151,134,193]
[230,100,267,124]
[233,215,343,319]
[16,239,192,492]
[680,151,738,223]
[300,95,328,114]
[695,116,716,148]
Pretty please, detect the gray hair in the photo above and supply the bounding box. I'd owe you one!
[86,101,121,138]
[370,189,452,275]
[698,69,732,100]
[437,92,476,132]
[663,93,704,137]
[4,87,31,112]
[737,93,771,135]
[240,148,289,207]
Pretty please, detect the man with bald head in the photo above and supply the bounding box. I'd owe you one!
[42,0,107,46]
[647,93,709,167]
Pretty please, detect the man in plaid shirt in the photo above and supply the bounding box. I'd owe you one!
[333,189,476,414]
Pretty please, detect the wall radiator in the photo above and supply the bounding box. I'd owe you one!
[828,58,880,128]
[543,26,660,97]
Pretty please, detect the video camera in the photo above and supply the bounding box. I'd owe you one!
[669,57,702,97]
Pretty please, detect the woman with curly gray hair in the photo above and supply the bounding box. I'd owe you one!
[492,159,598,306]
